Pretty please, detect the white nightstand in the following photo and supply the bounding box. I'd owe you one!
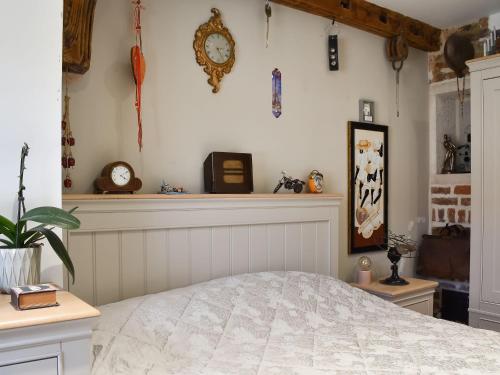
[0,290,100,374]
[352,277,438,316]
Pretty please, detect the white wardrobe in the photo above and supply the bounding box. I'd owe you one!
[468,54,500,331]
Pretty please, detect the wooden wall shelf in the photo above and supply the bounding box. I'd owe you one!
[63,193,343,201]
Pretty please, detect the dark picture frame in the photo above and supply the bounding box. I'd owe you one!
[348,121,388,254]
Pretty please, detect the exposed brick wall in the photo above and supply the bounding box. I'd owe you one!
[428,18,490,83]
[431,184,471,230]
[454,185,471,195]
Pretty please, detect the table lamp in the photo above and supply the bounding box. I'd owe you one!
[357,256,372,285]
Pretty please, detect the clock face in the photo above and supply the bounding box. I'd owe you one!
[314,175,324,192]
[309,171,324,193]
[111,165,131,186]
[204,33,231,64]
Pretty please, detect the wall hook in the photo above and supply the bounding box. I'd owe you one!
[328,19,339,71]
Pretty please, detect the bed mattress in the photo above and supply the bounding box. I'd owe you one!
[91,272,500,374]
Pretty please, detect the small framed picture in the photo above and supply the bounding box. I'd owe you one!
[359,100,375,123]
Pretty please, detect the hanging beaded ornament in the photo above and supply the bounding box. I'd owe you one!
[272,68,282,118]
[62,73,75,189]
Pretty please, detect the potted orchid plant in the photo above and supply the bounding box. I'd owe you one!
[0,144,79,293]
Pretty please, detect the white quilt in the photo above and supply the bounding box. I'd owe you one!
[92,272,500,374]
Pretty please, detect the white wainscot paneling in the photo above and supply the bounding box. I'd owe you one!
[63,195,341,305]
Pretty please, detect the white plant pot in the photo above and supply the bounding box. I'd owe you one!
[0,246,41,294]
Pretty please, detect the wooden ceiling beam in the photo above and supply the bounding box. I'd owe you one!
[272,0,441,52]
[63,0,97,74]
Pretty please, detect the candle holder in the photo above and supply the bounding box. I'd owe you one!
[381,247,408,285]
[379,231,416,286]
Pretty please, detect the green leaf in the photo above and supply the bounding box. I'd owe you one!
[0,215,16,241]
[18,228,46,247]
[0,214,15,232]
[22,207,80,230]
[38,227,75,284]
[0,238,14,247]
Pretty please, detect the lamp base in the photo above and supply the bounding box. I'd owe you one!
[380,276,409,286]
[382,248,408,286]
[357,270,372,285]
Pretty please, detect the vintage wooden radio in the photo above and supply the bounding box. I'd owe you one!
[204,152,253,193]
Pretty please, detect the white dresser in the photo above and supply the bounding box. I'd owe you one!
[0,291,100,374]
[468,54,500,331]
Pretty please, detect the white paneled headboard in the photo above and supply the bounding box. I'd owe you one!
[62,194,342,306]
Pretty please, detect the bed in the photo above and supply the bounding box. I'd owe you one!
[91,272,500,375]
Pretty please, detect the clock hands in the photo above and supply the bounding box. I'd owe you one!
[216,47,224,61]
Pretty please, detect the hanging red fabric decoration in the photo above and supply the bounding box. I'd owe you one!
[131,0,146,151]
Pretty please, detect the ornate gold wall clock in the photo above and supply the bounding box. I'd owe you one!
[193,8,236,93]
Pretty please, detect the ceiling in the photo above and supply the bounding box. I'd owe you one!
[369,0,500,29]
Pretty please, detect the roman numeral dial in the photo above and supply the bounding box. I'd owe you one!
[205,33,231,64]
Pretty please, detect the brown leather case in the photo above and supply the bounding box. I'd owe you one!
[417,226,470,281]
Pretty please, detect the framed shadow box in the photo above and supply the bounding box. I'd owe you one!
[348,121,388,254]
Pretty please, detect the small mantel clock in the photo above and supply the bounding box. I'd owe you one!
[94,161,142,194]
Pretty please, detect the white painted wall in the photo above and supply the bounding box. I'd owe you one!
[67,0,429,281]
[0,1,63,284]
[489,12,500,29]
